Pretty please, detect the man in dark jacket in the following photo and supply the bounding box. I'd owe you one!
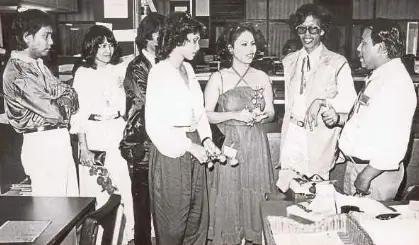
[121,12,165,245]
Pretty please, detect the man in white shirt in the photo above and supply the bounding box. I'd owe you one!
[322,18,417,201]
[121,12,165,245]
[278,4,356,191]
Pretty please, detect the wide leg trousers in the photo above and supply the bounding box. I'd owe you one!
[21,128,79,197]
[149,132,209,245]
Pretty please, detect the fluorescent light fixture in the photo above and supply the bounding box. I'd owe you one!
[0,1,55,12]
[19,3,55,12]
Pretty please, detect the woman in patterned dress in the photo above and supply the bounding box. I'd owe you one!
[204,22,278,245]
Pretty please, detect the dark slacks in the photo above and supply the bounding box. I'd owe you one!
[131,162,151,245]
[149,132,209,245]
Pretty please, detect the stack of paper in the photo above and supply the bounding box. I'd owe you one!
[350,212,419,245]
[0,220,51,243]
[9,184,32,196]
[273,232,345,245]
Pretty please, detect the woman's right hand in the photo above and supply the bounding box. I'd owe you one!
[235,108,255,124]
[79,148,96,166]
[188,143,209,164]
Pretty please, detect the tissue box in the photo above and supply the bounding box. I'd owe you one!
[264,214,373,245]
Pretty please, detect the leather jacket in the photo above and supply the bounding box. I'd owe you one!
[119,51,152,166]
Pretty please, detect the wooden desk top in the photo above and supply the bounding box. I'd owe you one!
[0,196,95,245]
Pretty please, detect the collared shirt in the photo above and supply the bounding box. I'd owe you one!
[145,60,212,158]
[291,44,324,118]
[291,44,355,118]
[142,49,156,65]
[339,58,417,170]
[280,44,356,176]
[2,51,78,133]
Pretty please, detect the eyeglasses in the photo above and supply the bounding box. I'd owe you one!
[296,25,321,35]
[98,42,115,49]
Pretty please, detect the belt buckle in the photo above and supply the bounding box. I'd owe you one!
[37,126,47,132]
[297,121,304,127]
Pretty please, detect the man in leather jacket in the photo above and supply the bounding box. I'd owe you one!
[120,12,165,245]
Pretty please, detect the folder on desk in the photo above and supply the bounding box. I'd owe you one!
[0,220,51,243]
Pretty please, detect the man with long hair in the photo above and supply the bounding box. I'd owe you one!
[121,12,165,245]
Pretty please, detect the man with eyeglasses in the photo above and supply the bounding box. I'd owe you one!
[322,19,417,201]
[277,3,357,192]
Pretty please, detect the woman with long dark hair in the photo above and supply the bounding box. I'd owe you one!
[70,25,134,243]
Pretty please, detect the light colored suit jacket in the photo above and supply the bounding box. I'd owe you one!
[280,46,356,175]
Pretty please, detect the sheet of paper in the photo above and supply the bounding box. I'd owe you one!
[113,29,136,42]
[294,232,344,245]
[0,220,51,243]
[103,0,128,18]
[350,212,419,245]
[96,22,113,31]
[273,232,344,245]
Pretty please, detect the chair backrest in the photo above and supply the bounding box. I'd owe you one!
[79,194,125,245]
[262,122,282,183]
[403,138,419,195]
[402,185,419,201]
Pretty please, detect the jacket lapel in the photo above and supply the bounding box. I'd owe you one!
[305,47,332,98]
[284,52,301,107]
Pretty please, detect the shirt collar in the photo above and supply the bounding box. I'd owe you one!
[366,58,401,84]
[10,50,43,65]
[142,49,156,65]
[299,43,323,66]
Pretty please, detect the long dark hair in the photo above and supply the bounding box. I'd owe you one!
[156,12,205,61]
[80,25,122,69]
[136,13,165,51]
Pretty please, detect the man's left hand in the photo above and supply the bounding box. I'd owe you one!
[321,105,339,128]
[354,173,372,195]
[353,164,384,196]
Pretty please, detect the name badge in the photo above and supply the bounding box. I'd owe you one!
[359,93,370,106]
[222,145,237,159]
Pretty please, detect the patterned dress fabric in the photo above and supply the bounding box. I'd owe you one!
[208,85,277,244]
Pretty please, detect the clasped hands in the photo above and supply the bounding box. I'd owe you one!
[304,99,339,130]
[237,107,268,126]
[189,139,225,168]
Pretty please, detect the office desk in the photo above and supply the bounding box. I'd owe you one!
[0,196,95,245]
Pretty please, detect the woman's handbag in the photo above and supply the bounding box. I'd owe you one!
[210,124,225,149]
[90,150,106,166]
[119,108,148,162]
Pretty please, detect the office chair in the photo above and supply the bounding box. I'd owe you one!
[79,194,125,245]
